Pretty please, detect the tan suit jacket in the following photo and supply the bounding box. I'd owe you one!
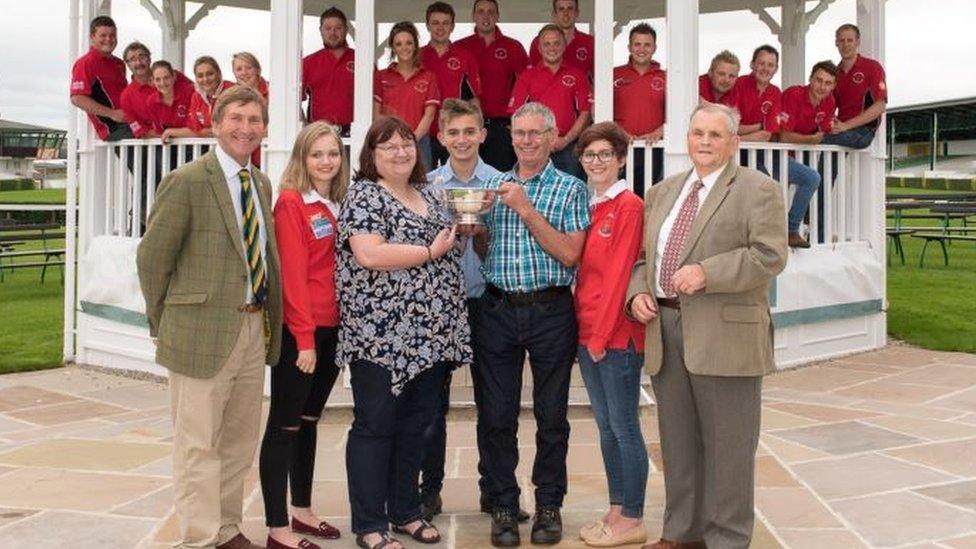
[137,150,283,378]
[626,162,788,377]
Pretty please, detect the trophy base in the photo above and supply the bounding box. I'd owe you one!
[457,213,484,225]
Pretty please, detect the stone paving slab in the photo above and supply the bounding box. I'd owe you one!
[0,343,973,547]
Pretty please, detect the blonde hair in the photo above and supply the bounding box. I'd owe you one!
[280,121,349,203]
[232,51,262,74]
[709,50,740,73]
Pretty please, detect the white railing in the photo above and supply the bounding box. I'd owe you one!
[626,140,665,195]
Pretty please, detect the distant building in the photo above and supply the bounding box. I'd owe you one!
[887,96,976,171]
[0,119,67,159]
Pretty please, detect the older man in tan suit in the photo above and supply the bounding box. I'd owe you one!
[138,85,282,549]
[627,103,788,549]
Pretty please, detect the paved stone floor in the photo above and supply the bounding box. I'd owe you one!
[0,344,975,548]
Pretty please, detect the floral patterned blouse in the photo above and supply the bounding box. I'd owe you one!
[336,179,472,395]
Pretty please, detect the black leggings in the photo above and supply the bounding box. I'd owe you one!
[259,326,340,527]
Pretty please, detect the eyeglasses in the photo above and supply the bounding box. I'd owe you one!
[125,53,150,63]
[511,129,551,141]
[376,142,416,154]
[580,150,616,163]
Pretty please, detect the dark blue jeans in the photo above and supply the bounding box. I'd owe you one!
[346,361,447,535]
[821,126,876,149]
[474,288,577,511]
[577,343,648,518]
[787,159,821,233]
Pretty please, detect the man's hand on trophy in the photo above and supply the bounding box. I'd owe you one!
[497,181,530,215]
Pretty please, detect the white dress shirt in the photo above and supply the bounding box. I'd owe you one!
[653,164,727,298]
[215,145,268,303]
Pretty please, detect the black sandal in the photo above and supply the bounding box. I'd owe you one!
[355,531,402,549]
[392,519,441,544]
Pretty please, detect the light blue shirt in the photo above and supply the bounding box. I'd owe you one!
[427,157,501,298]
[215,145,268,303]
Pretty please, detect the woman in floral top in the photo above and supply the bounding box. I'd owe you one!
[337,115,471,549]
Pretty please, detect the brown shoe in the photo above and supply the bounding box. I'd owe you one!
[642,539,706,549]
[788,232,811,248]
[217,533,265,549]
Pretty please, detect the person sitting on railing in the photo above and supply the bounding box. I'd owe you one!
[509,24,593,179]
[613,23,665,192]
[699,50,740,108]
[821,23,887,149]
[70,16,130,141]
[778,61,839,248]
[145,61,195,142]
[733,45,782,142]
[119,42,193,139]
[233,52,270,104]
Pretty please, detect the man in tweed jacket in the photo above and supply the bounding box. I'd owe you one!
[137,85,282,549]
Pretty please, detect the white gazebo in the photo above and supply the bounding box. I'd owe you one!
[64,0,888,376]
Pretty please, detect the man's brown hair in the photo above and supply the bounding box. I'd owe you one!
[212,85,268,125]
[810,60,838,79]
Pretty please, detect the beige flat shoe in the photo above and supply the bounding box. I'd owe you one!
[579,520,604,541]
[585,523,648,547]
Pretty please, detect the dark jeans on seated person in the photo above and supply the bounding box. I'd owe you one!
[259,326,339,527]
[474,286,577,512]
[820,126,876,149]
[347,360,447,535]
[748,151,822,236]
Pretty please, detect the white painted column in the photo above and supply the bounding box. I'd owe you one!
[664,0,698,175]
[161,0,186,71]
[351,0,376,173]
[592,0,614,123]
[779,0,806,87]
[65,0,84,363]
[267,0,304,188]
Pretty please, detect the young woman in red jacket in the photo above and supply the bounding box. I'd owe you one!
[259,121,347,549]
[574,122,649,548]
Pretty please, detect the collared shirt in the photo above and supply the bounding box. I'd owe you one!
[427,157,501,298]
[215,145,268,303]
[589,179,630,208]
[529,30,595,81]
[373,64,441,130]
[698,73,739,107]
[70,47,128,139]
[835,54,887,124]
[187,80,234,133]
[508,62,592,137]
[421,42,483,137]
[732,72,782,132]
[613,61,666,137]
[302,46,356,125]
[780,84,836,135]
[482,160,590,292]
[654,164,725,297]
[455,28,529,118]
[146,77,196,133]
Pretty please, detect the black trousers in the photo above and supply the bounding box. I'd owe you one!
[481,117,517,172]
[347,361,448,535]
[259,326,340,527]
[473,288,577,511]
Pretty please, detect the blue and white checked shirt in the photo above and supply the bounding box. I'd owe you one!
[481,160,590,292]
[427,158,501,298]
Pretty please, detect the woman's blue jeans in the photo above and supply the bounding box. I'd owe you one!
[577,343,648,518]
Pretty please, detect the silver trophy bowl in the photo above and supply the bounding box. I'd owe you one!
[442,186,496,225]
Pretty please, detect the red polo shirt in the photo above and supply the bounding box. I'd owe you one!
[698,73,739,107]
[508,62,592,137]
[120,71,193,137]
[145,77,196,132]
[70,47,128,139]
[835,54,887,124]
[530,30,594,81]
[613,60,666,137]
[186,80,235,133]
[780,84,836,135]
[373,64,441,130]
[421,43,483,137]
[302,47,355,125]
[455,28,528,118]
[732,72,782,133]
[273,189,340,350]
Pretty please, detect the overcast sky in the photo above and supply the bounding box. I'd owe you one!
[2,0,974,130]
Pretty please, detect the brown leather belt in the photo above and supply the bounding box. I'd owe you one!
[238,303,264,313]
[486,284,570,305]
[657,297,681,310]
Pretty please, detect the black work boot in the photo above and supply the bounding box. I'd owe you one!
[530,507,562,545]
[491,508,521,547]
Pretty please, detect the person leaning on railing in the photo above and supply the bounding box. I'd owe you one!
[821,23,887,149]
[161,56,235,141]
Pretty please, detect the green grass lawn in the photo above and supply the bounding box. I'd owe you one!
[0,267,65,373]
[0,188,67,205]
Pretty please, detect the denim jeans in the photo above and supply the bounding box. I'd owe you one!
[346,360,447,535]
[820,126,876,149]
[786,159,821,233]
[577,343,648,518]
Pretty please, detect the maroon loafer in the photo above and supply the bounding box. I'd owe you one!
[216,533,265,549]
[291,517,341,540]
[266,536,320,549]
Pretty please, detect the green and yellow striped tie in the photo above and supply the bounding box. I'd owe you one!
[239,169,267,305]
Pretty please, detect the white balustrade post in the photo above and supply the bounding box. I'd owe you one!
[664,0,698,175]
[592,0,614,123]
[351,0,376,174]
[267,0,304,193]
[161,0,186,72]
[780,0,807,88]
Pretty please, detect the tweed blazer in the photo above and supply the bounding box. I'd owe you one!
[626,162,788,377]
[137,150,282,378]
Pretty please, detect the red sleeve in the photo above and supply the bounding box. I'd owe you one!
[301,56,310,100]
[871,61,888,102]
[425,71,441,105]
[587,201,644,355]
[507,72,529,115]
[820,96,837,133]
[120,89,150,138]
[186,93,208,133]
[764,88,782,133]
[373,69,383,104]
[575,71,592,113]
[512,41,529,75]
[467,51,483,96]
[698,74,710,100]
[70,57,91,96]
[528,36,540,66]
[274,193,316,350]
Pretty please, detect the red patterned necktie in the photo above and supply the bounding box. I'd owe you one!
[660,179,704,297]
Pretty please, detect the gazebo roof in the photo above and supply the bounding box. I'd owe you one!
[0,119,65,134]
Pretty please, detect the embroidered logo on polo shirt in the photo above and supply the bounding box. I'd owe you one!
[414,80,430,93]
[852,71,865,84]
[494,48,508,60]
[346,61,355,72]
[576,48,588,61]
[815,111,826,124]
[447,57,461,71]
[71,81,85,91]
[177,105,188,118]
[613,77,628,88]
[196,112,205,125]
[599,214,613,237]
[651,77,664,91]
[761,100,773,114]
[878,80,886,91]
[561,74,577,87]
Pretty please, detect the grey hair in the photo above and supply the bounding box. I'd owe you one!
[511,101,556,133]
[690,102,741,136]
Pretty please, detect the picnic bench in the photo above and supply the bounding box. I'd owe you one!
[0,222,66,283]
[886,228,915,265]
[910,232,976,267]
